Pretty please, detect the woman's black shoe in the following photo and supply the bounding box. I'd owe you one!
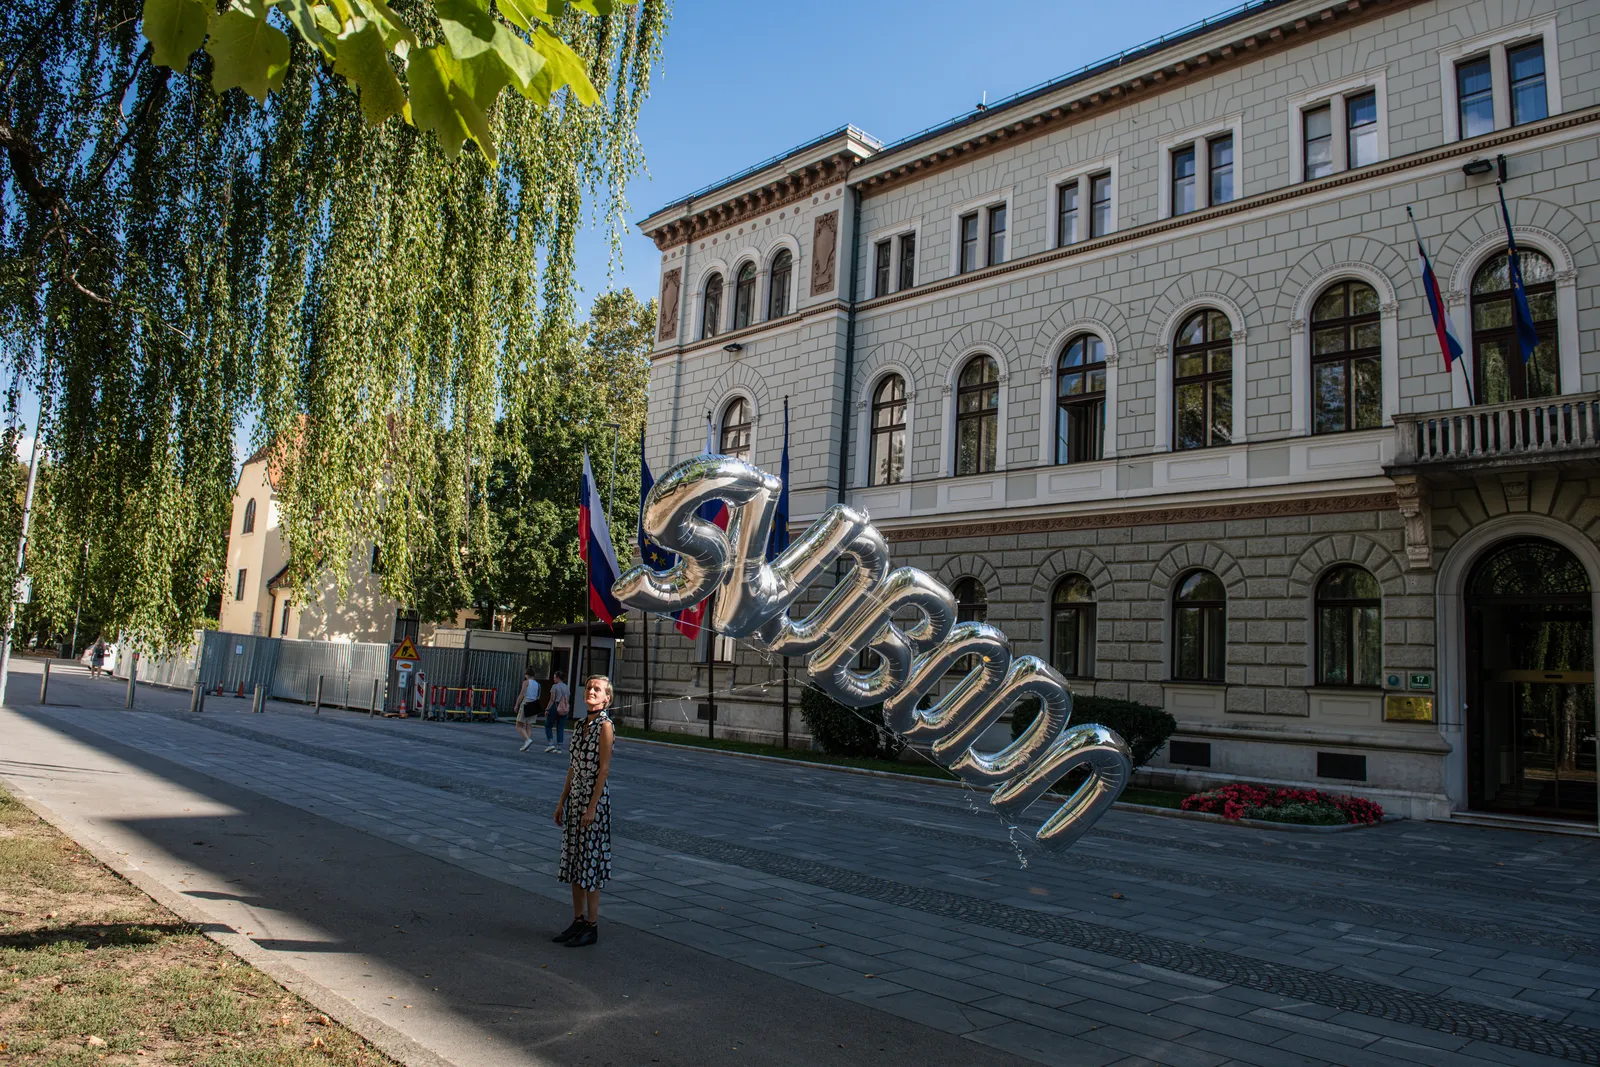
[551,918,587,944]
[564,922,597,947]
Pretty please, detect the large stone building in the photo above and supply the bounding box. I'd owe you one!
[622,0,1600,829]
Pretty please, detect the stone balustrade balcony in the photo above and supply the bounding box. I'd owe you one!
[1388,392,1600,476]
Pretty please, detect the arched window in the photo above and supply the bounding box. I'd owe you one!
[701,273,723,339]
[719,397,751,461]
[1056,334,1106,464]
[1315,566,1381,687]
[768,249,792,319]
[955,355,999,476]
[241,498,257,535]
[733,262,757,330]
[1173,569,1226,682]
[1473,249,1558,403]
[1051,575,1096,679]
[1311,280,1381,434]
[952,577,988,672]
[869,375,906,486]
[1173,310,1232,450]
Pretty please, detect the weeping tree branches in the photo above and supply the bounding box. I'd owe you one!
[0,0,666,649]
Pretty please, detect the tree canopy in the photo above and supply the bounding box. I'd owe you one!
[0,0,666,648]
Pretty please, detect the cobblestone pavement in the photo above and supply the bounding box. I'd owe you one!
[6,670,1600,1067]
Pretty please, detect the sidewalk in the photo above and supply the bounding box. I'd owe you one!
[4,659,1599,1067]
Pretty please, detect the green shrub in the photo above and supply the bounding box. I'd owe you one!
[1242,801,1348,825]
[1009,693,1177,768]
[799,685,906,760]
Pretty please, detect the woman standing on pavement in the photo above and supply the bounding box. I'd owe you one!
[89,638,107,678]
[516,667,542,752]
[551,675,614,948]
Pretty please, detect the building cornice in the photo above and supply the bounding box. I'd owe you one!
[852,0,1423,195]
[878,490,1396,543]
[651,301,850,362]
[643,152,868,252]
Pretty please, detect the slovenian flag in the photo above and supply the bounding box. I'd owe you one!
[580,450,623,625]
[673,417,730,641]
[1410,210,1464,372]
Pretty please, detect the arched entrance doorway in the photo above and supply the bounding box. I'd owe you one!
[1466,538,1598,821]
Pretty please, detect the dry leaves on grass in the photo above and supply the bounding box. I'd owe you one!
[0,787,397,1064]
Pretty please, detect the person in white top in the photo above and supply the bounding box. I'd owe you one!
[517,667,543,752]
[545,671,571,753]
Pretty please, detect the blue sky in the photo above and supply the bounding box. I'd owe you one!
[571,0,1234,308]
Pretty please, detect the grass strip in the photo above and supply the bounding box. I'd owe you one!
[0,786,396,1065]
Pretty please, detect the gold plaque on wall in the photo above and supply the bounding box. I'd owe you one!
[1384,695,1435,722]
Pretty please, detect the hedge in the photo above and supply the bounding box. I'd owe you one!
[1009,693,1177,768]
[798,685,906,760]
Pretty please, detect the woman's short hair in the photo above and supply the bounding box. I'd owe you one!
[586,675,613,700]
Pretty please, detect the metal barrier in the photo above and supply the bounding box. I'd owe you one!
[415,646,523,718]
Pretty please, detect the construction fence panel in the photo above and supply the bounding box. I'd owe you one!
[198,632,280,697]
[415,646,523,718]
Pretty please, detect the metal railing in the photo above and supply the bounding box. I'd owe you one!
[1393,393,1600,465]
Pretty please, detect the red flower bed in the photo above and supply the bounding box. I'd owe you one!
[1181,782,1383,825]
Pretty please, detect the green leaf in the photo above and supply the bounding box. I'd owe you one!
[497,0,564,31]
[436,0,545,99]
[528,28,598,106]
[142,0,210,69]
[568,0,620,15]
[348,0,419,51]
[205,0,292,103]
[276,0,336,58]
[407,45,503,161]
[333,18,407,124]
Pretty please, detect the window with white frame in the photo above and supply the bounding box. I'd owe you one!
[1290,75,1389,182]
[868,375,906,486]
[986,204,1006,265]
[1158,122,1239,219]
[958,212,980,273]
[701,272,722,339]
[869,229,917,297]
[1052,162,1115,246]
[957,202,1006,274]
[1438,18,1561,142]
[732,262,756,330]
[767,249,792,319]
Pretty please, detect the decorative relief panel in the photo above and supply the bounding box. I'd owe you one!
[810,211,839,296]
[658,268,680,341]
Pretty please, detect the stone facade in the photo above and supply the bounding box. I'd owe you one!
[623,0,1600,825]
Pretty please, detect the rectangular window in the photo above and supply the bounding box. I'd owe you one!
[1304,104,1333,179]
[1456,55,1494,138]
[280,601,291,636]
[1088,172,1111,237]
[1207,135,1233,205]
[1508,41,1548,125]
[873,240,891,297]
[1171,144,1196,215]
[1056,182,1078,246]
[958,212,979,273]
[986,204,1006,266]
[393,609,420,644]
[370,543,383,574]
[1345,90,1378,167]
[235,569,247,601]
[897,232,915,290]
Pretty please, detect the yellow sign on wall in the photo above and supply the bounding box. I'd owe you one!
[1384,694,1435,723]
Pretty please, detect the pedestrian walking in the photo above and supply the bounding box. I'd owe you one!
[516,666,542,752]
[544,670,570,753]
[551,675,614,948]
[89,638,107,679]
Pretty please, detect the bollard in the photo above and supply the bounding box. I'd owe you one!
[251,683,265,715]
[189,682,204,714]
[314,674,324,715]
[124,654,137,708]
[39,659,49,705]
[370,677,382,717]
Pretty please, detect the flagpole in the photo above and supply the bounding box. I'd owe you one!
[1407,206,1474,406]
[578,453,590,694]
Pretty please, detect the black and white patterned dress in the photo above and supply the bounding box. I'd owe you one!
[558,711,612,891]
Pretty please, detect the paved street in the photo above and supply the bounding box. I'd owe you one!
[3,662,1599,1067]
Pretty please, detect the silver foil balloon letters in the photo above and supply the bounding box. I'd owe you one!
[612,454,1133,850]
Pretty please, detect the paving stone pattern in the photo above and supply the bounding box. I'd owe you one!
[27,694,1600,1067]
